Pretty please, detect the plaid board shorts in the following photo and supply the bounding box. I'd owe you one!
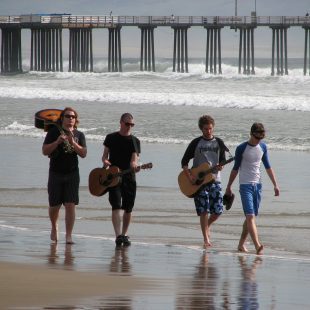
[194,182,224,216]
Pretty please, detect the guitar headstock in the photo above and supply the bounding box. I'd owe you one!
[140,162,153,170]
[226,156,235,164]
[220,157,235,165]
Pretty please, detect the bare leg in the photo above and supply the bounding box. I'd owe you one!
[207,214,220,240]
[49,205,61,243]
[238,220,249,252]
[200,212,211,247]
[122,212,132,236]
[64,203,75,244]
[246,215,263,255]
[112,209,122,237]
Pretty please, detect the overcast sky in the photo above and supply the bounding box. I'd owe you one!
[1,0,309,58]
[1,0,309,16]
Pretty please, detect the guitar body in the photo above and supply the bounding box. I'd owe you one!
[178,163,215,198]
[35,109,63,131]
[178,157,235,198]
[89,162,153,197]
[89,166,121,197]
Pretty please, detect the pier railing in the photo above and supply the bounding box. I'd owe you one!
[0,15,310,27]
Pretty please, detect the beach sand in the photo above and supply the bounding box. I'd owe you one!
[0,261,153,309]
[1,220,310,309]
[1,137,310,309]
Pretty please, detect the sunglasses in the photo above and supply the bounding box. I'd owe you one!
[64,115,76,119]
[252,131,265,139]
[125,122,135,127]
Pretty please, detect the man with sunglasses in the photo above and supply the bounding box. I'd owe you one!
[102,113,140,246]
[225,122,279,255]
[42,107,87,244]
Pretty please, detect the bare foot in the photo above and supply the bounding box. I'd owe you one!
[256,244,264,255]
[238,245,249,253]
[66,236,74,244]
[50,226,58,243]
[204,239,212,248]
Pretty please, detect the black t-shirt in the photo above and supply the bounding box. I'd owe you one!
[43,126,86,174]
[103,132,140,171]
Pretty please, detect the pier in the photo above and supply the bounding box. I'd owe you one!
[0,14,310,75]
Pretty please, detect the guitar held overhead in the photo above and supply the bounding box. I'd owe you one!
[89,162,153,197]
[34,109,63,131]
[178,157,235,198]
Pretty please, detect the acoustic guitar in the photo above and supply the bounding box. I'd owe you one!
[34,109,63,131]
[89,163,153,197]
[178,157,235,198]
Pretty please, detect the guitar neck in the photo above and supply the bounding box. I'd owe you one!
[200,158,235,176]
[117,167,135,177]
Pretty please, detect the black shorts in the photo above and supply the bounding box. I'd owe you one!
[108,175,136,213]
[48,170,80,207]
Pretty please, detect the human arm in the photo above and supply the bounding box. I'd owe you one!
[130,152,140,172]
[225,143,244,194]
[42,129,64,156]
[182,165,196,184]
[181,138,200,183]
[225,169,239,195]
[42,136,63,156]
[266,167,280,196]
[68,133,87,158]
[102,146,111,168]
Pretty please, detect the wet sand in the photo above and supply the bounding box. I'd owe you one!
[1,226,310,309]
[0,261,153,309]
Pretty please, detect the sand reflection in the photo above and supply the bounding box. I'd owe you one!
[48,243,75,269]
[238,255,262,309]
[96,247,132,309]
[109,246,132,274]
[175,252,220,308]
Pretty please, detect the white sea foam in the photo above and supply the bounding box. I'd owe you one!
[0,82,308,112]
[2,121,310,152]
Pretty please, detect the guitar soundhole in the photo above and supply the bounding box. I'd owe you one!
[197,172,205,180]
[99,175,112,186]
[195,179,204,186]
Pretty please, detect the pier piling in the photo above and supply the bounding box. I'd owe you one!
[205,26,223,74]
[271,26,289,76]
[69,28,93,72]
[172,26,189,73]
[139,26,156,72]
[237,27,256,75]
[1,28,22,74]
[30,28,63,72]
[108,26,122,72]
[303,26,310,75]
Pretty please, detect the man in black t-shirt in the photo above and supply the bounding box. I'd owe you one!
[43,107,87,244]
[102,113,140,246]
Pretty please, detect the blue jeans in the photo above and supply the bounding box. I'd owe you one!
[239,183,262,216]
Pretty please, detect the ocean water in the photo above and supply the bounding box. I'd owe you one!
[0,58,310,258]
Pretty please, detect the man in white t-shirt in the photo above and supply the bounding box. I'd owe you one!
[225,123,280,255]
